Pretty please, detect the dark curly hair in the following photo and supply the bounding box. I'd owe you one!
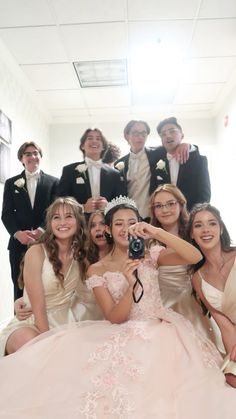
[79,128,108,158]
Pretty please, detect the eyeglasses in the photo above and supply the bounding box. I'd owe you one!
[153,201,178,211]
[130,130,148,137]
[23,151,40,157]
[159,128,179,139]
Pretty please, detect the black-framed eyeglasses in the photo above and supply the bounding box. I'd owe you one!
[23,151,40,157]
[153,201,178,211]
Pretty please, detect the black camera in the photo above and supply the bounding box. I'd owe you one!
[128,235,145,259]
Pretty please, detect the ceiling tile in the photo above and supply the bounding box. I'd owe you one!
[199,0,236,18]
[191,19,236,57]
[21,63,79,90]
[128,0,199,19]
[37,90,85,108]
[182,57,236,83]
[61,22,127,61]
[174,83,224,104]
[0,27,67,63]
[129,20,194,54]
[0,0,54,27]
[82,86,131,107]
[51,0,126,24]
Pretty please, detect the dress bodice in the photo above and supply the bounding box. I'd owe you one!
[23,245,79,311]
[87,258,164,321]
[199,258,236,324]
[199,271,223,312]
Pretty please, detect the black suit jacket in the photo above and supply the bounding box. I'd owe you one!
[115,146,166,196]
[57,161,125,205]
[154,150,211,211]
[1,170,59,251]
[115,147,211,211]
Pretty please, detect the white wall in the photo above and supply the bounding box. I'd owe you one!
[214,86,236,244]
[0,39,51,327]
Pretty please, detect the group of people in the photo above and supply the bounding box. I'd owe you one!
[1,117,236,417]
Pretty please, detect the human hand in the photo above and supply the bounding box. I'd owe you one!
[28,228,43,241]
[174,143,190,164]
[84,197,97,213]
[15,230,36,245]
[15,298,32,320]
[123,258,141,286]
[96,196,108,210]
[128,221,156,240]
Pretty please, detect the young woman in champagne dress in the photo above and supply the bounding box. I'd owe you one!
[0,197,235,418]
[0,197,87,356]
[149,184,215,341]
[188,202,236,387]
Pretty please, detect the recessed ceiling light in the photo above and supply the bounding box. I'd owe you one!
[73,59,128,88]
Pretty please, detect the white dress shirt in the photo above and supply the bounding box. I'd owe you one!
[127,149,150,219]
[85,157,103,198]
[25,169,40,207]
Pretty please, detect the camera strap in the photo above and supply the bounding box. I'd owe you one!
[132,270,144,303]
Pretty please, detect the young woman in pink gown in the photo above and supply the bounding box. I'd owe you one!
[0,197,235,419]
[188,202,236,387]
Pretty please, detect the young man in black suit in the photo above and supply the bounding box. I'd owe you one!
[57,128,124,215]
[1,141,59,300]
[114,120,190,221]
[156,117,211,211]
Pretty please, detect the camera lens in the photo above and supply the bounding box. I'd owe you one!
[131,239,142,252]
[129,235,145,259]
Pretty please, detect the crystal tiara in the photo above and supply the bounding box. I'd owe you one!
[104,195,138,216]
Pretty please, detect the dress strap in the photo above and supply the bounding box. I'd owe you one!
[41,244,48,258]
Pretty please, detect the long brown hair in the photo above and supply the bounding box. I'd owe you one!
[86,211,108,264]
[18,197,87,288]
[187,202,236,272]
[150,184,189,240]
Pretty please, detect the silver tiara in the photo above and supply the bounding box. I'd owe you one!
[104,195,138,216]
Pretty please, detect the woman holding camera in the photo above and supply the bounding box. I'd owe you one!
[1,196,236,418]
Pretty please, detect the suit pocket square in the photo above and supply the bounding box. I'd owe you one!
[14,189,20,193]
[76,177,85,184]
[157,176,164,180]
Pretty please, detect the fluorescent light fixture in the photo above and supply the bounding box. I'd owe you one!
[73,59,128,88]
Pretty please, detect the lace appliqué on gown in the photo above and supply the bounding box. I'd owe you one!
[80,321,150,419]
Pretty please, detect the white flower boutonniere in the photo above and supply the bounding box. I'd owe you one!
[14,178,27,191]
[115,162,125,180]
[115,162,125,172]
[156,159,168,174]
[75,163,87,180]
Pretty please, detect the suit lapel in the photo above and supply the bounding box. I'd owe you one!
[176,161,185,187]
[100,166,110,196]
[20,171,33,210]
[33,171,44,209]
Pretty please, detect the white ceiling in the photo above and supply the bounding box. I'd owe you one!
[0,0,236,123]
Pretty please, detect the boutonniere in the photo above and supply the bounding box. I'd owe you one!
[156,159,168,174]
[115,161,125,179]
[75,163,87,180]
[14,178,27,192]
